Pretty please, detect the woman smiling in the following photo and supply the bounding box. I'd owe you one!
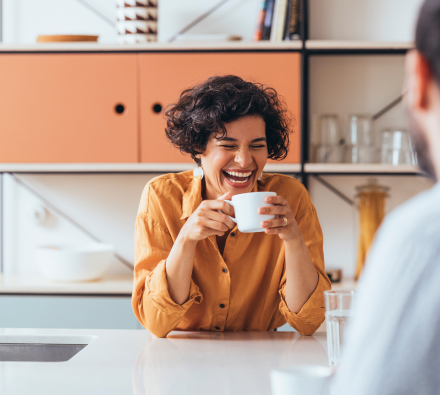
[132,75,330,338]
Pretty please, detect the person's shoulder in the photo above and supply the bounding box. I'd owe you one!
[138,170,193,216]
[382,182,440,240]
[147,170,193,193]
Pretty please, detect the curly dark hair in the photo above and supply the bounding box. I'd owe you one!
[164,75,292,166]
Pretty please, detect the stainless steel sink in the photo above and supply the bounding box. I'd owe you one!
[0,335,96,362]
[0,343,87,362]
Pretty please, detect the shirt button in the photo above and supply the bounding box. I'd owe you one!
[230,232,236,237]
[222,268,228,273]
[220,304,225,308]
[215,326,221,330]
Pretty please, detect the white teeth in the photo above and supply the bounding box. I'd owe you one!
[225,170,253,177]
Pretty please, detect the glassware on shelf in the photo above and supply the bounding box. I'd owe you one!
[343,145,377,164]
[346,114,375,146]
[343,114,378,164]
[355,179,389,280]
[379,128,415,165]
[310,114,343,163]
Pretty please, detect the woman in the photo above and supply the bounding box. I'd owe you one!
[132,75,330,338]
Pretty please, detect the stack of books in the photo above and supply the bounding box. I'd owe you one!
[253,0,301,41]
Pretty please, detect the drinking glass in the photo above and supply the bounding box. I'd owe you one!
[343,145,377,164]
[310,114,341,163]
[346,115,374,146]
[379,128,414,165]
[324,290,355,366]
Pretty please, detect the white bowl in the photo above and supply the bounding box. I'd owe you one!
[35,243,115,282]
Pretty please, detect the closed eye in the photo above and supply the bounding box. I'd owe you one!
[220,145,237,149]
[250,145,266,148]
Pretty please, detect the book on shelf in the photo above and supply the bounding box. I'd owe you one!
[253,0,268,41]
[284,0,301,40]
[262,0,276,40]
[270,0,289,42]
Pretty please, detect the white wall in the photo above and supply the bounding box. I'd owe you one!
[309,0,423,41]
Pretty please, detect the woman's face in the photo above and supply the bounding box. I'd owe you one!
[201,115,268,199]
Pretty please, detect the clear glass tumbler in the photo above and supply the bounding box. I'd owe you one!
[324,290,355,366]
[310,114,341,162]
[379,128,414,165]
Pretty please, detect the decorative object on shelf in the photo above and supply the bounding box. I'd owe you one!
[284,0,301,40]
[255,0,301,41]
[343,114,377,164]
[116,0,158,44]
[270,0,288,42]
[310,114,343,163]
[379,128,415,165]
[254,0,268,41]
[36,35,98,42]
[35,243,115,282]
[262,0,276,40]
[355,179,389,280]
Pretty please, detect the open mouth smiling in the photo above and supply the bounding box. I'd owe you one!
[222,170,256,185]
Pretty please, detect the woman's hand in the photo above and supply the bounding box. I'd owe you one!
[259,195,301,243]
[179,192,236,243]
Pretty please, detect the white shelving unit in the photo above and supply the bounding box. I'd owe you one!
[304,163,421,174]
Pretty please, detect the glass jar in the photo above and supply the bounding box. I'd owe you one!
[355,179,389,279]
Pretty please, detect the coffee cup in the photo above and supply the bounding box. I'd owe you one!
[224,192,276,233]
[270,365,334,395]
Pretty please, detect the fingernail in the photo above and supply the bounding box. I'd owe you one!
[260,208,265,214]
[262,221,268,227]
[267,197,272,203]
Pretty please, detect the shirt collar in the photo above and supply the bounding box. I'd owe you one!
[180,177,261,220]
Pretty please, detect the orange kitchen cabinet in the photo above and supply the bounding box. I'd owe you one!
[0,54,138,162]
[138,53,301,163]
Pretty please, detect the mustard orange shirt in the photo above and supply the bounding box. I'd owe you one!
[132,170,330,338]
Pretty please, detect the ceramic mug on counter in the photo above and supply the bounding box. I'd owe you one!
[271,365,334,395]
[224,192,276,233]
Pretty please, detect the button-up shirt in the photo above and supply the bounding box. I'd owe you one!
[132,170,330,338]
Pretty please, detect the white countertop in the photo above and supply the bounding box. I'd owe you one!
[0,274,133,295]
[0,328,328,395]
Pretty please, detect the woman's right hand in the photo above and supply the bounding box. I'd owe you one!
[179,192,236,242]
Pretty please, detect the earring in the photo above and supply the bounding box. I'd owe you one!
[258,172,263,180]
[193,160,204,181]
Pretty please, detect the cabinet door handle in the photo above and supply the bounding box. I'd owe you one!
[152,103,163,114]
[115,104,125,114]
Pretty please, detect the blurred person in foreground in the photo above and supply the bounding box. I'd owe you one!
[332,1,440,394]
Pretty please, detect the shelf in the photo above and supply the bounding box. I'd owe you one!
[306,40,413,50]
[304,163,421,175]
[305,40,412,54]
[0,274,133,295]
[0,162,302,174]
[0,41,303,53]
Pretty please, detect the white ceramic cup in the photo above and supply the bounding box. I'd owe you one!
[225,192,276,233]
[270,365,334,395]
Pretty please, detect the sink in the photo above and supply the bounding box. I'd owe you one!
[0,335,97,362]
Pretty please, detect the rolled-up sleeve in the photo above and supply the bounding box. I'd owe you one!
[132,186,203,338]
[278,192,331,335]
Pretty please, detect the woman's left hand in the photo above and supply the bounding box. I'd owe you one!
[259,195,301,243]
